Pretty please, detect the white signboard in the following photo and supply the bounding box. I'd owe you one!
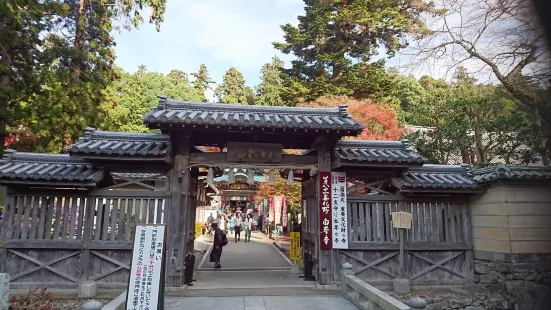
[126,225,166,310]
[392,212,413,229]
[332,172,348,249]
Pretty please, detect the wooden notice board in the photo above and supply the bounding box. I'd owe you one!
[392,212,413,229]
[125,224,167,310]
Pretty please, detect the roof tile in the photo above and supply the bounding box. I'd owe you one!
[472,165,551,183]
[0,149,102,183]
[142,96,364,132]
[66,127,170,157]
[335,140,425,164]
[393,164,477,189]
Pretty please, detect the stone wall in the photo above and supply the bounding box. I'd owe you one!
[474,257,551,310]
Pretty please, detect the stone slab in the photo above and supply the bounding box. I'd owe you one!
[165,295,359,310]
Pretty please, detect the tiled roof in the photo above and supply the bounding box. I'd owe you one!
[142,95,364,132]
[392,164,477,189]
[66,127,170,157]
[472,165,551,183]
[0,149,103,183]
[335,140,425,164]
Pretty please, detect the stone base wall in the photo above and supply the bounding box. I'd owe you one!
[474,256,551,310]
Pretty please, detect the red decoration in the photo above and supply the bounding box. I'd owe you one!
[319,172,332,250]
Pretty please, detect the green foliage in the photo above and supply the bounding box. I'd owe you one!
[215,67,254,104]
[256,56,285,106]
[1,0,167,153]
[100,66,204,133]
[405,68,542,166]
[273,0,433,101]
[191,64,215,102]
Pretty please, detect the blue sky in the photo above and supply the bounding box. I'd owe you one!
[112,0,305,90]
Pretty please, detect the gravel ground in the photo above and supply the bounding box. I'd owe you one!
[10,298,113,310]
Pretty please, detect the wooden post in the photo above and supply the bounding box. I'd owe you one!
[165,133,191,287]
[315,138,333,285]
[0,190,14,273]
[399,229,405,278]
[80,196,95,282]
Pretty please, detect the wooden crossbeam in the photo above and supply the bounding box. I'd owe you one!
[9,250,79,283]
[409,251,466,280]
[341,251,399,279]
[105,177,157,191]
[90,251,130,281]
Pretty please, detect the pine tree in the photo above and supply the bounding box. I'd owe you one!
[256,56,285,106]
[191,64,215,102]
[215,67,253,104]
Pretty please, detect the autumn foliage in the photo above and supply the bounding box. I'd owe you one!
[299,95,405,140]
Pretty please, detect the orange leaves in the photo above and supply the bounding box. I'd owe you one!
[299,95,405,140]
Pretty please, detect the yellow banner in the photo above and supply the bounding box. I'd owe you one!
[195,223,202,238]
[290,232,301,260]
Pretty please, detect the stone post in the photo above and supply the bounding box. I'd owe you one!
[0,273,9,310]
[341,262,353,296]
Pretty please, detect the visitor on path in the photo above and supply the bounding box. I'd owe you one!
[220,214,226,234]
[234,212,242,242]
[243,214,255,242]
[209,222,226,268]
[207,213,214,236]
[229,214,235,236]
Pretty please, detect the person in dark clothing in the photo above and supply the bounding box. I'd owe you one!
[258,214,263,231]
[209,222,223,268]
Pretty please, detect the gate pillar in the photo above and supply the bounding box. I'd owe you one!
[315,138,334,285]
[165,133,191,287]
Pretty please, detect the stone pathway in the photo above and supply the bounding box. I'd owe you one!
[165,295,359,310]
[198,231,291,270]
[178,231,359,309]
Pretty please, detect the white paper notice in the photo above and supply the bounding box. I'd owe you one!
[332,172,348,249]
[126,225,165,310]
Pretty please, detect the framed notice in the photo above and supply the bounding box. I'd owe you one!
[392,212,413,229]
[125,224,167,310]
[319,172,332,250]
[331,172,348,249]
[289,232,301,260]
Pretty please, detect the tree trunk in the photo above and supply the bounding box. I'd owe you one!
[0,42,11,154]
[474,129,486,165]
[72,0,86,80]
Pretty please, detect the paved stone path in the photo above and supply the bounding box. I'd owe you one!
[199,231,291,270]
[178,231,359,309]
[165,295,359,310]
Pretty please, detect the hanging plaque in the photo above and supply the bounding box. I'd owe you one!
[331,172,348,249]
[227,142,282,163]
[392,211,413,229]
[126,224,167,310]
[319,172,332,250]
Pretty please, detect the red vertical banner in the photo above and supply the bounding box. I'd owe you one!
[282,196,287,229]
[319,171,332,250]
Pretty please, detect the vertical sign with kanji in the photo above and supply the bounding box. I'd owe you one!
[319,172,332,250]
[289,232,301,260]
[331,172,348,249]
[126,224,167,310]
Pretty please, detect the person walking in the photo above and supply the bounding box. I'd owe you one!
[234,212,242,242]
[229,214,235,236]
[220,213,226,234]
[209,222,226,268]
[243,214,254,242]
[207,213,214,236]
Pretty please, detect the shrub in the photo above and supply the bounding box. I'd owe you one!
[9,288,56,310]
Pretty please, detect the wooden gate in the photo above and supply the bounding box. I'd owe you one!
[301,177,319,280]
[335,194,473,286]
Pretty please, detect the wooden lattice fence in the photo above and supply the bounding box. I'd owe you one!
[0,188,166,289]
[334,195,473,286]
